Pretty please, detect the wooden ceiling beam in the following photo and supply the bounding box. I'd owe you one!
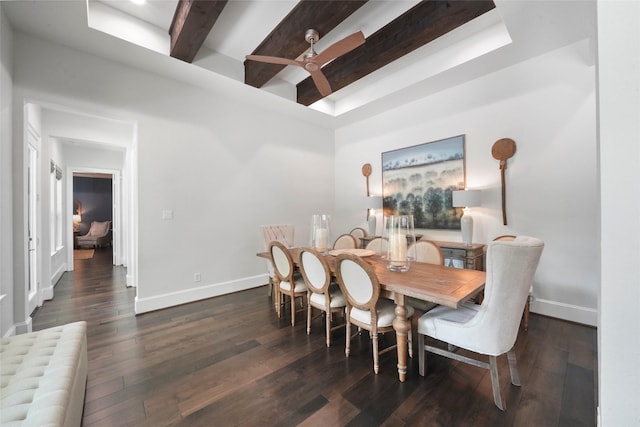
[296,0,496,106]
[244,0,368,89]
[169,0,228,63]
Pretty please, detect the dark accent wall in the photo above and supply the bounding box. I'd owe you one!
[73,176,112,235]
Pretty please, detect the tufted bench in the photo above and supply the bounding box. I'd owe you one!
[0,321,87,427]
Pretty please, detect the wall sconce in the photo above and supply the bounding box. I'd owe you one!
[366,195,382,236]
[452,189,481,246]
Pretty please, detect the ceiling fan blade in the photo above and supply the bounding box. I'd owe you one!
[308,69,332,97]
[312,31,365,66]
[245,55,301,67]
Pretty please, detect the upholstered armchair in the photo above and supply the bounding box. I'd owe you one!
[76,221,112,248]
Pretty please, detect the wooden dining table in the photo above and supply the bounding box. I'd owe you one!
[257,247,486,382]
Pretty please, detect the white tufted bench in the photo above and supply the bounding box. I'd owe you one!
[0,321,87,427]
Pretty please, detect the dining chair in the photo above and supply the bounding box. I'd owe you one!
[409,239,444,265]
[349,227,367,247]
[260,224,295,307]
[493,234,531,331]
[333,233,358,250]
[365,237,388,255]
[407,239,444,312]
[335,253,415,374]
[417,236,544,410]
[298,247,347,347]
[269,240,307,326]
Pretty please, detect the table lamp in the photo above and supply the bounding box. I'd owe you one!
[452,189,481,245]
[366,196,382,236]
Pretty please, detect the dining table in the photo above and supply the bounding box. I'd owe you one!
[257,247,486,382]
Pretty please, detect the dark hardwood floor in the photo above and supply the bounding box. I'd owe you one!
[33,247,597,426]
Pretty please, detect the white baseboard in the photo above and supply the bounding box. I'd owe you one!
[45,262,68,300]
[14,317,32,335]
[134,274,269,314]
[126,274,136,288]
[531,298,597,326]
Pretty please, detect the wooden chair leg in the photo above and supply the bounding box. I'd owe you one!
[408,325,413,358]
[345,321,351,357]
[325,310,331,347]
[372,333,380,374]
[290,293,296,326]
[489,355,506,411]
[523,296,531,331]
[507,349,521,386]
[418,333,426,376]
[307,299,312,335]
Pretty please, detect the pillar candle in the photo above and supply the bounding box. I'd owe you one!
[389,233,407,266]
[315,228,329,252]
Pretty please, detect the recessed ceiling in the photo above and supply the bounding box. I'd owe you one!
[2,0,596,126]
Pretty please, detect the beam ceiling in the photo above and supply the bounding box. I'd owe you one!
[297,0,496,105]
[243,0,368,90]
[169,0,228,63]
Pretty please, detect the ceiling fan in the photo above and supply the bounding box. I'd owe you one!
[245,29,365,97]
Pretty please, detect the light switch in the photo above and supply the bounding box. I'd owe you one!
[162,210,174,220]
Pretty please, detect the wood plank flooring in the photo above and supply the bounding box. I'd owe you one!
[32,248,597,426]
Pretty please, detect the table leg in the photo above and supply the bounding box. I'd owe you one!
[392,294,409,382]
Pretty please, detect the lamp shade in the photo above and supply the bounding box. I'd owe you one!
[452,190,481,208]
[73,214,82,223]
[366,195,382,209]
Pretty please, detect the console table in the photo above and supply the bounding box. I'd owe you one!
[358,236,485,271]
[435,241,485,271]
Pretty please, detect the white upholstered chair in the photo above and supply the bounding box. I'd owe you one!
[417,236,544,410]
[76,221,112,248]
[335,253,415,374]
[260,224,295,305]
[349,227,367,247]
[409,239,444,265]
[407,239,444,312]
[493,234,532,331]
[269,240,307,327]
[333,233,358,250]
[364,237,387,255]
[298,247,347,347]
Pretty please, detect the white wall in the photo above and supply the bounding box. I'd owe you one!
[11,31,335,315]
[335,40,599,326]
[596,0,640,424]
[0,6,14,336]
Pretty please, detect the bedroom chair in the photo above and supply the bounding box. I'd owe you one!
[76,220,112,248]
[269,240,307,327]
[333,233,358,250]
[335,253,415,374]
[298,247,346,347]
[417,236,544,410]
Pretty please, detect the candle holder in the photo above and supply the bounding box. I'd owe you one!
[310,214,332,255]
[383,215,416,272]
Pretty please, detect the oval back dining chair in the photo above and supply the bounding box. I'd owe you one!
[269,240,307,327]
[333,233,358,250]
[335,253,414,374]
[260,224,295,305]
[364,237,388,255]
[417,236,544,410]
[349,227,367,247]
[409,239,444,265]
[298,247,346,347]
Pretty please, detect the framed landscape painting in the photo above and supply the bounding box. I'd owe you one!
[382,135,466,230]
